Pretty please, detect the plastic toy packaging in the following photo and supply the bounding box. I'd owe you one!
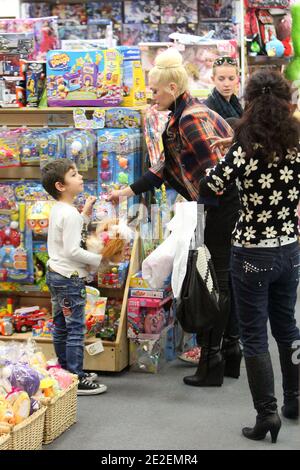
[0,129,25,168]
[118,46,147,107]
[48,366,73,390]
[65,129,96,171]
[98,261,129,289]
[24,61,46,107]
[129,335,162,374]
[105,108,141,128]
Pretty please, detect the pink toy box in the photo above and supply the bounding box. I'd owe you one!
[46,49,122,107]
[127,295,173,338]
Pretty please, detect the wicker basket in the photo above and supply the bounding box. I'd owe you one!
[42,377,78,445]
[11,406,46,450]
[0,433,11,451]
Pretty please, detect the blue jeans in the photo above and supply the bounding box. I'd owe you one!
[46,270,86,378]
[231,242,300,358]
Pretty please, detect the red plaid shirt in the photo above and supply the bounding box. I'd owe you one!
[149,92,233,201]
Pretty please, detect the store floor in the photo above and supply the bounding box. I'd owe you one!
[47,298,300,451]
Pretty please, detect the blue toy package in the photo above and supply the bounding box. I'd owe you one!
[97,128,142,194]
[46,49,123,107]
[98,261,129,289]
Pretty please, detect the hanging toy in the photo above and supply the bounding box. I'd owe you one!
[71,140,83,156]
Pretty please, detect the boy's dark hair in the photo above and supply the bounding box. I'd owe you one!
[41,159,76,200]
[234,70,300,162]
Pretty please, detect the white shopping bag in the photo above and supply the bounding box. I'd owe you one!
[142,201,198,297]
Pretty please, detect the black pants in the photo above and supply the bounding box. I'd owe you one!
[231,242,300,357]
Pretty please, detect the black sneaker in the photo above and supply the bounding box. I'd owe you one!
[82,372,98,382]
[77,377,107,396]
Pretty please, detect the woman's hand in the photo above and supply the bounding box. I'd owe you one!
[107,187,134,205]
[210,137,233,153]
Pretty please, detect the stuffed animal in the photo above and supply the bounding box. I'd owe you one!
[266,37,285,57]
[86,218,133,263]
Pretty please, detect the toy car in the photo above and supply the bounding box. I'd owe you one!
[12,305,49,333]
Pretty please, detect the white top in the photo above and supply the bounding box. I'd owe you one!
[47,201,102,278]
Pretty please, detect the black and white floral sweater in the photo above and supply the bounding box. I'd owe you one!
[199,141,300,245]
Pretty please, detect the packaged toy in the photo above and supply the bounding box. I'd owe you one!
[12,305,49,333]
[124,0,160,24]
[122,24,159,45]
[24,61,46,107]
[0,77,26,108]
[51,4,87,25]
[47,48,122,106]
[118,46,147,106]
[0,202,34,283]
[105,108,141,128]
[73,108,105,130]
[85,286,107,335]
[86,2,123,23]
[8,362,40,396]
[129,335,162,373]
[127,295,173,337]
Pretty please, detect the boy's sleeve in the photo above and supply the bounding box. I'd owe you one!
[199,142,247,196]
[63,211,102,268]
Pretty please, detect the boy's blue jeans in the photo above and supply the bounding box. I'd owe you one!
[231,241,300,358]
[46,270,86,378]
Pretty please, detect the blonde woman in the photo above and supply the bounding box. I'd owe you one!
[108,48,241,387]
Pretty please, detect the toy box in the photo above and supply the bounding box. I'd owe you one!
[0,77,26,108]
[127,295,173,337]
[0,53,23,77]
[124,0,160,24]
[129,287,172,300]
[46,48,123,107]
[118,46,146,106]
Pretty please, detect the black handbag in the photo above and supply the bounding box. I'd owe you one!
[176,248,220,334]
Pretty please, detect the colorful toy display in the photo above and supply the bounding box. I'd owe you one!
[0,201,34,284]
[0,77,26,108]
[47,49,123,106]
[97,128,142,195]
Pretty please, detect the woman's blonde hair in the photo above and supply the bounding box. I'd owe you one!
[148,48,189,95]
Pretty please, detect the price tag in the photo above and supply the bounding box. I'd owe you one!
[85,340,104,356]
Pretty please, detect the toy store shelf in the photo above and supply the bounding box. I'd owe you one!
[0,233,140,372]
[0,106,148,127]
[0,166,97,180]
[247,56,291,66]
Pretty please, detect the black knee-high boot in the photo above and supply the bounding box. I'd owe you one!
[243,353,281,443]
[222,335,243,379]
[183,329,225,387]
[278,344,299,420]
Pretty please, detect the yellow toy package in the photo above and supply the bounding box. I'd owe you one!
[118,47,146,107]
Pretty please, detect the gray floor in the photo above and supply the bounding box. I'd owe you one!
[47,298,300,451]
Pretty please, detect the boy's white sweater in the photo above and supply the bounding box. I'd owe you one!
[47,201,101,278]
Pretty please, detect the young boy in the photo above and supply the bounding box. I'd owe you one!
[41,159,107,395]
[205,56,243,120]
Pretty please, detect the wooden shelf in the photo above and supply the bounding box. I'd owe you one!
[247,56,291,66]
[0,166,97,180]
[0,105,148,127]
[0,106,148,113]
[0,234,140,372]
